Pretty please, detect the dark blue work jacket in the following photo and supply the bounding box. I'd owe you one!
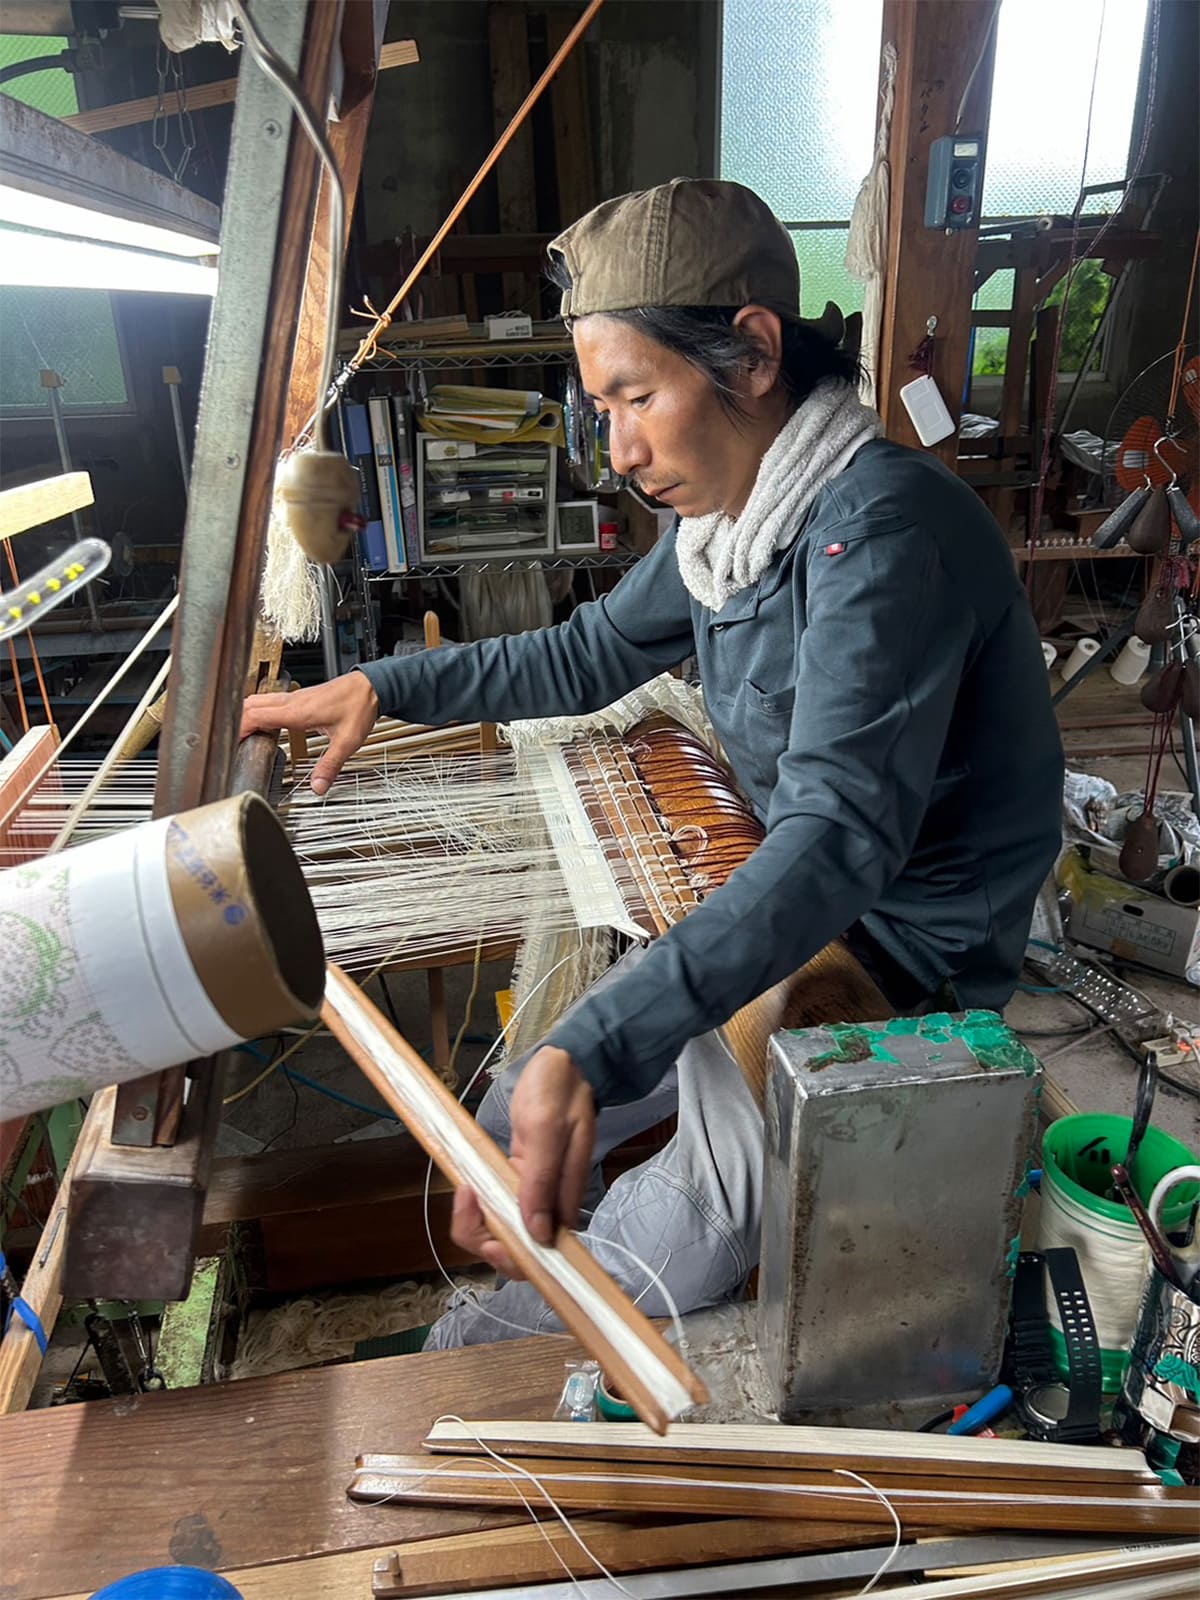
[361,438,1063,1105]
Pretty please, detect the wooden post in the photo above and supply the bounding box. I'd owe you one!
[488,1,540,313]
[875,0,1000,465]
[546,5,596,228]
[283,0,388,447]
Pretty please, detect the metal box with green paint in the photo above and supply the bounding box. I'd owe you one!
[758,1011,1041,1425]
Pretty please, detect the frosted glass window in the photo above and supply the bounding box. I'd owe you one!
[0,35,79,118]
[983,0,1147,220]
[720,0,883,317]
[0,288,129,409]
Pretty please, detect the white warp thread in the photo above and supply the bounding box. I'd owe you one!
[260,474,323,643]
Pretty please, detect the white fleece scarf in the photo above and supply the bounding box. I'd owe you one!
[675,378,882,611]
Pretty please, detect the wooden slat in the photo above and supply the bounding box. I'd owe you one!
[875,0,1000,463]
[320,963,707,1433]
[60,40,419,136]
[423,1419,1159,1486]
[349,1454,1199,1537]
[0,724,59,866]
[366,1514,883,1598]
[0,1335,576,1600]
[0,473,93,544]
[34,1518,884,1600]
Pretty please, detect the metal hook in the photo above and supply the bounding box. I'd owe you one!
[1152,436,1179,488]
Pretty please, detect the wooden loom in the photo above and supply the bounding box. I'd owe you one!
[546,711,891,1104]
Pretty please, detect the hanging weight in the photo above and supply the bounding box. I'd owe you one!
[1140,661,1185,713]
[1167,484,1200,550]
[1135,590,1175,644]
[1119,810,1161,883]
[1091,485,1151,549]
[1183,659,1200,721]
[1127,487,1171,554]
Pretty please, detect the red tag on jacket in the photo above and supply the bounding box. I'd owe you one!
[823,541,846,555]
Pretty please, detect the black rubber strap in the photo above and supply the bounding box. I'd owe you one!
[1008,1249,1101,1443]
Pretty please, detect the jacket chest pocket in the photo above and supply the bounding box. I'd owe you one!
[729,677,796,795]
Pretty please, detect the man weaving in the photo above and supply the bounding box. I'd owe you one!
[242,179,1063,1348]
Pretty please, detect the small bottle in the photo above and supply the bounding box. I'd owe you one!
[599,520,619,551]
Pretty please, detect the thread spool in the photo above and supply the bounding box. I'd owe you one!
[1037,1115,1199,1392]
[1060,638,1100,681]
[1108,636,1152,686]
[1041,642,1058,672]
[1163,863,1200,908]
[0,793,325,1121]
[595,1373,639,1422]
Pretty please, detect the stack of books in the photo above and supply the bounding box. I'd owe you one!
[337,397,418,573]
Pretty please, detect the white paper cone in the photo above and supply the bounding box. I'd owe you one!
[1061,638,1101,681]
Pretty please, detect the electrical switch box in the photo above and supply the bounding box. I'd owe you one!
[925,134,985,230]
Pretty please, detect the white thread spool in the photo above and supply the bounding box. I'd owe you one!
[1037,1176,1150,1358]
[1108,636,1152,686]
[0,793,324,1120]
[1060,638,1100,681]
[1042,642,1058,671]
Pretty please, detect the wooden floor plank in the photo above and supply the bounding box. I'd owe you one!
[0,1334,576,1599]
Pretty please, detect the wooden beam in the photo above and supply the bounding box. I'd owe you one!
[875,0,999,463]
[0,1335,576,1597]
[546,5,596,227]
[284,0,387,445]
[488,1,540,311]
[0,1088,110,1415]
[60,39,419,136]
[0,473,93,544]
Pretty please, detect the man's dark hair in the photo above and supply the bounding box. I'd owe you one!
[546,254,861,418]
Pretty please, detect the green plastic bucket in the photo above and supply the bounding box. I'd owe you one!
[1039,1115,1198,1392]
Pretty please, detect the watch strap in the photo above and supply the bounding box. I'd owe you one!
[1008,1249,1101,1443]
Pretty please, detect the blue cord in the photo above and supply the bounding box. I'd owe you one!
[282,1065,400,1122]
[0,729,11,754]
[0,1249,48,1354]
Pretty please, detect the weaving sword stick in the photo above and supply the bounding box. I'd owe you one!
[320,962,706,1433]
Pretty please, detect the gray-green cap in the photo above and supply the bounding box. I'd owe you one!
[548,178,802,321]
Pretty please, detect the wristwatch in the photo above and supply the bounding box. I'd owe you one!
[1005,1248,1102,1444]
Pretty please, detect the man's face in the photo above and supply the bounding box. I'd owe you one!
[573,315,765,520]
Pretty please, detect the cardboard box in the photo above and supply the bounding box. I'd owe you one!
[1065,865,1200,980]
[485,313,533,340]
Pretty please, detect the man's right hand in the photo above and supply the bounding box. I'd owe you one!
[239,670,379,795]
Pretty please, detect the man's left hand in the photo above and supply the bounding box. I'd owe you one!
[451,1046,594,1279]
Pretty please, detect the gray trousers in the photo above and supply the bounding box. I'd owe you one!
[423,947,763,1349]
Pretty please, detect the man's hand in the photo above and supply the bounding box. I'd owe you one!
[451,1046,595,1279]
[240,671,379,796]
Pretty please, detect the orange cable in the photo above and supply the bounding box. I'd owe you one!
[3,540,55,730]
[316,0,605,433]
[5,637,30,733]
